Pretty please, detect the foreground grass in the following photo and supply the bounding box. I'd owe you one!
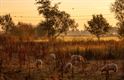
[0,60,123,80]
[0,37,124,80]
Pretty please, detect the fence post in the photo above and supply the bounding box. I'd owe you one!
[71,66,74,80]
[105,70,110,80]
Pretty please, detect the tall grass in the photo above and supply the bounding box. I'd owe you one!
[0,36,124,63]
[0,35,124,80]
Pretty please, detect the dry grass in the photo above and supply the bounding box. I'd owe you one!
[0,35,124,80]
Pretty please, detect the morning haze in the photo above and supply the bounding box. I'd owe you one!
[0,0,117,30]
[0,0,124,80]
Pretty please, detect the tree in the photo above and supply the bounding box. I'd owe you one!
[17,22,35,36]
[12,22,35,41]
[85,14,111,40]
[0,14,15,34]
[35,0,78,40]
[117,22,124,38]
[111,0,124,22]
[0,14,36,41]
[111,0,124,38]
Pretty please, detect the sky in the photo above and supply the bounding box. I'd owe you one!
[0,0,117,30]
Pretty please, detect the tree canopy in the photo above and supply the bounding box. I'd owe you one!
[111,0,124,22]
[85,14,111,40]
[111,0,124,38]
[117,22,124,38]
[10,22,36,41]
[35,0,78,40]
[0,14,15,34]
[0,14,36,41]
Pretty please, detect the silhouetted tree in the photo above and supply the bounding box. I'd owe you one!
[15,22,35,41]
[0,14,15,34]
[35,0,78,41]
[85,14,111,40]
[17,22,35,36]
[111,0,124,38]
[111,0,124,22]
[117,22,124,38]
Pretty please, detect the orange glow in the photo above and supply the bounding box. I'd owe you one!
[0,0,117,30]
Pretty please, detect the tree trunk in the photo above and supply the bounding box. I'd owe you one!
[97,35,100,41]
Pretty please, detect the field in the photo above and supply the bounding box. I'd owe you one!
[0,36,124,80]
[58,35,119,41]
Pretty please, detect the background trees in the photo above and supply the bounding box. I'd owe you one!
[16,22,35,36]
[35,0,78,40]
[0,14,15,34]
[111,0,124,38]
[117,22,124,38]
[0,14,36,42]
[85,14,111,40]
[13,22,36,41]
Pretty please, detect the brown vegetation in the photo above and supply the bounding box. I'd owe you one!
[0,36,124,80]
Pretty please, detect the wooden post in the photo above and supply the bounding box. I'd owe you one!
[0,59,3,73]
[105,70,109,80]
[58,59,64,80]
[61,63,64,80]
[71,66,74,80]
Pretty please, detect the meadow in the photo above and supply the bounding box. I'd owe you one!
[0,35,124,80]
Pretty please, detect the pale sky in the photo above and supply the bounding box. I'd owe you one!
[0,0,117,30]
